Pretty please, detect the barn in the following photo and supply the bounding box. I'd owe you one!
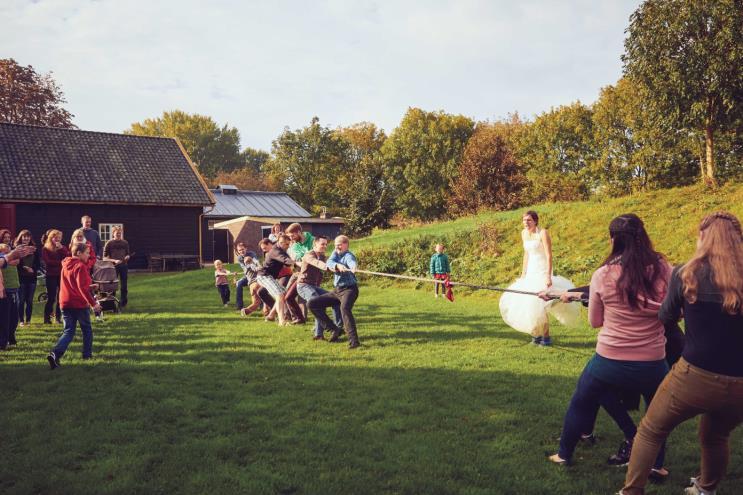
[203,185,345,262]
[0,123,215,269]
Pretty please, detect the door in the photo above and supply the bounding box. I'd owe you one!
[212,228,230,263]
[0,204,16,233]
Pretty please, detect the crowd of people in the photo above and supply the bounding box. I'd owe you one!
[213,222,361,349]
[0,215,131,357]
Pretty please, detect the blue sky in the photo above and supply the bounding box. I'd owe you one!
[1,0,641,150]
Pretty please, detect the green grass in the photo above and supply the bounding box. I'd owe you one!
[2,269,742,494]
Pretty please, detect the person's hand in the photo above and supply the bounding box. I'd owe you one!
[7,245,35,262]
[336,265,349,273]
[89,283,99,290]
[93,303,102,313]
[0,288,5,299]
[537,290,553,301]
[545,275,553,288]
[124,255,130,262]
[24,266,34,273]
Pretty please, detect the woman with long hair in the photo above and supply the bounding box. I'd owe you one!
[41,230,70,324]
[548,214,671,475]
[620,212,743,495]
[14,230,40,326]
[499,210,579,345]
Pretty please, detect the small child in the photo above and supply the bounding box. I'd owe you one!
[47,242,101,368]
[429,243,451,298]
[214,260,232,307]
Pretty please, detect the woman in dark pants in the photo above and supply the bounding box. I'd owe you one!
[41,229,70,324]
[14,230,41,325]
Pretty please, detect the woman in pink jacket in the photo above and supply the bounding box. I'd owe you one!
[548,214,672,475]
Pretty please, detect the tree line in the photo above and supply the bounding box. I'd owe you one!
[2,0,741,235]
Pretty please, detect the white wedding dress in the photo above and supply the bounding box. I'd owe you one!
[498,228,580,335]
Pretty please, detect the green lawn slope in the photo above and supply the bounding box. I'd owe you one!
[353,183,743,288]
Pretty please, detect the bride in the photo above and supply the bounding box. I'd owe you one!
[498,210,579,345]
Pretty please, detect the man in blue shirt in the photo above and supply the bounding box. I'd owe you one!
[307,235,361,349]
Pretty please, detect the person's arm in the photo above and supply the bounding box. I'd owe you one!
[96,233,103,258]
[429,255,436,275]
[337,252,358,273]
[302,252,329,271]
[541,228,553,287]
[443,254,450,274]
[103,240,112,259]
[588,270,604,328]
[520,231,528,278]
[276,249,301,267]
[78,266,99,309]
[659,266,684,324]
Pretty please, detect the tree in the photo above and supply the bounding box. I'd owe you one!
[125,110,242,178]
[334,122,393,235]
[623,0,743,184]
[209,167,278,191]
[0,58,75,128]
[515,102,596,202]
[264,117,352,213]
[449,117,527,216]
[241,147,270,174]
[381,108,474,220]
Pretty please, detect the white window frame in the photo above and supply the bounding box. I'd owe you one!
[99,223,124,243]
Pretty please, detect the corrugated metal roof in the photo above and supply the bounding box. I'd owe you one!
[205,189,312,218]
[214,216,345,228]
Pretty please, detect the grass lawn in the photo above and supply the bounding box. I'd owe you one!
[2,270,741,494]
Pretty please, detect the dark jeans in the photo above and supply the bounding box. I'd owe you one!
[0,296,10,348]
[235,277,249,309]
[558,360,667,467]
[45,275,62,322]
[116,264,128,306]
[2,290,19,346]
[52,308,93,359]
[17,280,36,323]
[217,284,230,304]
[308,285,359,342]
[297,283,342,337]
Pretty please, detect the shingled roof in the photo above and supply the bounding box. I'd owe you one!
[0,123,215,207]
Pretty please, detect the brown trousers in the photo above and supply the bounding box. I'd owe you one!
[622,358,743,494]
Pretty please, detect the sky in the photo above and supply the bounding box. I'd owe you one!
[1,0,642,151]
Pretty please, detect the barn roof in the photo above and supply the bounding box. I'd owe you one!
[0,123,215,207]
[206,187,312,218]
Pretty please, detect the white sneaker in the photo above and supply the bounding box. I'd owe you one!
[685,477,716,495]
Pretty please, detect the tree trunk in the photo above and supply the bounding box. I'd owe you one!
[704,125,715,185]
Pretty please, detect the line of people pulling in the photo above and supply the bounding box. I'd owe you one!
[215,223,361,349]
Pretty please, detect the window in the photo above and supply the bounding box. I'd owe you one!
[99,223,123,243]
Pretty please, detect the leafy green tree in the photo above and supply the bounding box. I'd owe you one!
[515,102,596,202]
[381,108,474,220]
[264,117,352,212]
[623,0,743,184]
[449,117,527,215]
[125,110,242,178]
[0,58,75,128]
[241,147,270,173]
[334,122,393,235]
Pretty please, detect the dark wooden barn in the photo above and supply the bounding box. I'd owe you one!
[0,123,215,269]
[203,185,345,262]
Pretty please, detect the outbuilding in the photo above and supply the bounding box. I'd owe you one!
[0,122,215,269]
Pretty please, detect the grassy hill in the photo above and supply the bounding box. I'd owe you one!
[353,183,743,288]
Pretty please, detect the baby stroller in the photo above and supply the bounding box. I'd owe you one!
[92,260,120,314]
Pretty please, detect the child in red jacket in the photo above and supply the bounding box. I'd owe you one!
[47,243,101,369]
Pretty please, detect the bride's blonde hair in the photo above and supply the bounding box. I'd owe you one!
[681,212,742,315]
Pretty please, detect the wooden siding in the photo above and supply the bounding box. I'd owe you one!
[11,203,202,269]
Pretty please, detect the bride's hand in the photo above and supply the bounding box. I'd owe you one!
[545,276,552,288]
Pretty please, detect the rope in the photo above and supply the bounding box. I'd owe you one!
[353,269,578,300]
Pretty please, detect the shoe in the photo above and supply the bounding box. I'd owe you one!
[540,337,553,346]
[44,319,52,325]
[531,336,543,345]
[329,328,343,343]
[547,453,569,465]
[684,477,715,495]
[95,315,104,322]
[607,439,632,466]
[19,322,25,327]
[312,335,325,341]
[348,340,361,349]
[240,308,254,317]
[290,318,305,325]
[580,433,597,446]
[47,352,60,370]
[223,303,229,308]
[56,319,63,324]
[648,467,669,484]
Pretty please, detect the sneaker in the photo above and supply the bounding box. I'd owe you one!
[540,337,553,346]
[648,467,669,484]
[19,322,25,327]
[47,352,60,370]
[329,328,343,343]
[607,439,632,466]
[580,433,597,446]
[684,477,716,495]
[531,336,543,345]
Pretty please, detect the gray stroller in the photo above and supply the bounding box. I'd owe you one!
[92,260,120,314]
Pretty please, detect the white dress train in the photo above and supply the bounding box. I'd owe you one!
[498,229,580,335]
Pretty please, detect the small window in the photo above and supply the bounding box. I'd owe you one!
[208,220,218,230]
[99,223,123,243]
